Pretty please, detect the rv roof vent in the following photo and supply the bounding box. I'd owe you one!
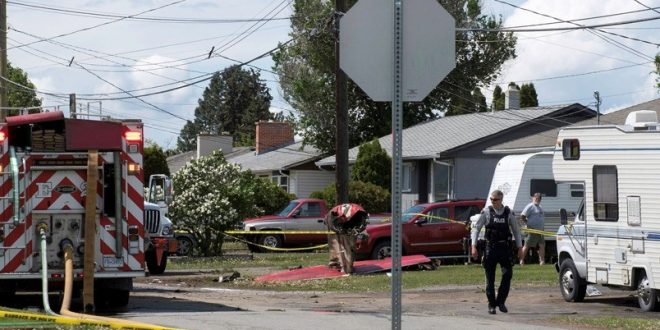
[625,110,657,127]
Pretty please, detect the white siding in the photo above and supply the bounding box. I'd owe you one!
[554,125,660,288]
[290,170,336,198]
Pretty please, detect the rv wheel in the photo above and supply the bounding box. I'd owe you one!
[637,273,659,312]
[559,259,586,302]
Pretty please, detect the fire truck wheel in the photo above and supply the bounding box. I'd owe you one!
[146,251,168,275]
[259,234,283,252]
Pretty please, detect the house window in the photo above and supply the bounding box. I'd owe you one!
[593,165,618,221]
[570,184,584,197]
[433,161,453,201]
[562,139,580,160]
[530,179,557,197]
[402,163,412,192]
[271,175,288,192]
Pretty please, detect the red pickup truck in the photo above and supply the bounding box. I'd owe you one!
[355,199,485,260]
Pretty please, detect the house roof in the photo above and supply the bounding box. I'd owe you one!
[167,146,252,174]
[229,141,324,172]
[485,98,660,154]
[316,104,586,166]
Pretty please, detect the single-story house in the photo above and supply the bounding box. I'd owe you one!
[484,98,660,155]
[167,134,251,174]
[317,92,595,209]
[221,122,334,198]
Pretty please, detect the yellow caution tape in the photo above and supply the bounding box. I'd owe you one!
[522,227,557,237]
[226,230,334,235]
[221,231,329,252]
[0,310,177,330]
[411,213,470,227]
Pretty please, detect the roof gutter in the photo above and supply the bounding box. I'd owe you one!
[482,145,555,155]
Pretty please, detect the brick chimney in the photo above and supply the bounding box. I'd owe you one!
[256,121,294,154]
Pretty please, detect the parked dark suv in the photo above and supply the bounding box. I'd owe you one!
[355,199,485,260]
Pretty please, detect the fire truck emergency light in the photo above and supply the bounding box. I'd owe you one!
[0,132,5,142]
[125,131,141,142]
[127,162,141,175]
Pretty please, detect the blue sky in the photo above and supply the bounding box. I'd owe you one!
[7,0,660,149]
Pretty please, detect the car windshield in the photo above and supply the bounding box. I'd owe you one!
[277,201,300,217]
[402,205,426,223]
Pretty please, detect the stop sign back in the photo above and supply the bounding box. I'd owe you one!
[340,0,455,102]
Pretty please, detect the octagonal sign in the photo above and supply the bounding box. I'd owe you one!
[340,0,455,102]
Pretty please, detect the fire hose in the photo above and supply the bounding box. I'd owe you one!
[38,225,57,316]
[59,242,177,329]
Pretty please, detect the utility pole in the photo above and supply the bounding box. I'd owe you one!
[69,93,77,119]
[594,91,601,125]
[335,0,349,204]
[0,0,7,122]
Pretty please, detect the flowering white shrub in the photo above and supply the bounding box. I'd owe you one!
[168,151,292,256]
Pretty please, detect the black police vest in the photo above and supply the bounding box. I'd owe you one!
[485,206,512,242]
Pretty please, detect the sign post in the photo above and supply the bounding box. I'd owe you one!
[340,1,455,328]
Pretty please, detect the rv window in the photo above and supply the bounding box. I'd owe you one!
[593,166,618,222]
[570,184,584,197]
[562,139,580,160]
[530,179,557,197]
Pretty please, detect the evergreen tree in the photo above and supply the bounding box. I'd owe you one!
[472,88,488,112]
[143,140,171,187]
[177,65,272,152]
[520,83,538,107]
[492,85,505,111]
[273,0,517,153]
[351,139,391,190]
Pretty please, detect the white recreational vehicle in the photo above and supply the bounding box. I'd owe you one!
[486,152,583,259]
[554,110,660,312]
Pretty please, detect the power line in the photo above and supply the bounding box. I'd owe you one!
[495,61,654,84]
[7,1,294,24]
[8,0,186,51]
[492,0,656,61]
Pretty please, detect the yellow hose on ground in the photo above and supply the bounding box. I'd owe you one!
[60,245,177,330]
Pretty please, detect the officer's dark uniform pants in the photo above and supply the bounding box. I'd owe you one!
[483,242,513,307]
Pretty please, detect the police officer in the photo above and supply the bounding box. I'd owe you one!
[471,190,524,314]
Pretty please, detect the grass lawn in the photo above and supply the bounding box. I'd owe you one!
[169,252,558,292]
[552,316,660,330]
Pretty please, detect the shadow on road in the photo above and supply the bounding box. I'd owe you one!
[122,294,242,314]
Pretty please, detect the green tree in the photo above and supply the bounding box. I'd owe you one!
[351,139,391,190]
[520,83,538,107]
[168,151,291,256]
[472,88,488,112]
[143,140,171,187]
[310,181,390,213]
[6,62,42,115]
[492,85,505,111]
[176,120,199,152]
[177,65,273,152]
[273,0,516,153]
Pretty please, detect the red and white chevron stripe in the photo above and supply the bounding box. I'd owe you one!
[0,121,145,275]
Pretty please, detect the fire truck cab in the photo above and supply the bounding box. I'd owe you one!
[0,112,150,309]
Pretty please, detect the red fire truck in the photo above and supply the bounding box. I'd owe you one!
[0,111,158,309]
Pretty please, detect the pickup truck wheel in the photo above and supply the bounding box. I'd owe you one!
[371,241,392,260]
[259,234,283,252]
[146,250,168,275]
[559,259,586,302]
[176,236,194,257]
[637,273,659,312]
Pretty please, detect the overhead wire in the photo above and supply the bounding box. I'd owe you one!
[8,0,187,51]
[7,0,294,24]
